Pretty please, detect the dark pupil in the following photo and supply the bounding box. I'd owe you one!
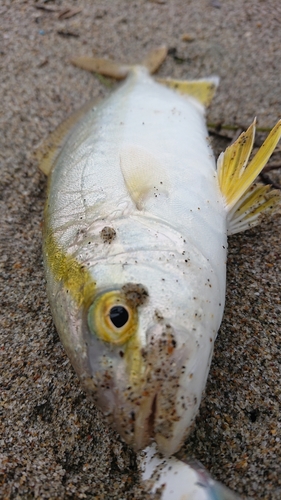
[109,306,129,328]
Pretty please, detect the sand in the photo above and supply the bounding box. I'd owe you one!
[1,1,281,498]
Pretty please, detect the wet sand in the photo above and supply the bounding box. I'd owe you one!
[1,1,281,498]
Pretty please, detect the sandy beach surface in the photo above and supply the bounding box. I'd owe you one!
[1,1,281,498]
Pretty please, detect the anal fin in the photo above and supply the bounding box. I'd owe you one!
[36,98,98,176]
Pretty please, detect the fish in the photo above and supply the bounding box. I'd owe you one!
[140,444,241,500]
[38,46,281,466]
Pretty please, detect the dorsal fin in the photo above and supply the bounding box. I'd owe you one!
[156,76,219,107]
[217,119,281,234]
[120,146,169,210]
[227,183,280,235]
[36,98,98,176]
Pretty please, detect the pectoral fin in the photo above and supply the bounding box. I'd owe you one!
[217,119,281,234]
[120,146,169,210]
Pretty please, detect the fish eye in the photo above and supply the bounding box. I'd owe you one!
[109,305,129,328]
[88,290,137,345]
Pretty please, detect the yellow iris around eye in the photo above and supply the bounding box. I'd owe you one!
[88,290,138,345]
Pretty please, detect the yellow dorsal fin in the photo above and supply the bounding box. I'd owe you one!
[217,119,281,233]
[36,98,98,176]
[217,120,256,196]
[217,119,281,210]
[71,46,168,79]
[120,146,169,210]
[227,183,281,235]
[156,76,219,107]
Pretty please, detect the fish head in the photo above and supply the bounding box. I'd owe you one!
[46,221,225,456]
[59,242,224,457]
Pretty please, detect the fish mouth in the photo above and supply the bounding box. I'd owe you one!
[89,321,201,456]
[133,392,158,451]
[114,323,201,455]
[147,393,157,437]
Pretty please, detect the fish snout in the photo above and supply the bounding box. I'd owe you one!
[131,322,199,455]
[85,317,203,456]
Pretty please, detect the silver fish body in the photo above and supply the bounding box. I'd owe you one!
[43,67,227,455]
[42,57,281,460]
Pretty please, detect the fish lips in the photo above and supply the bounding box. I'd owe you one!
[134,323,200,456]
[87,322,201,456]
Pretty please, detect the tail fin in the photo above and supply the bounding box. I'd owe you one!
[71,46,168,79]
[71,46,219,107]
[141,46,168,74]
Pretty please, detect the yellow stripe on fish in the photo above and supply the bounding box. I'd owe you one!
[43,229,96,307]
